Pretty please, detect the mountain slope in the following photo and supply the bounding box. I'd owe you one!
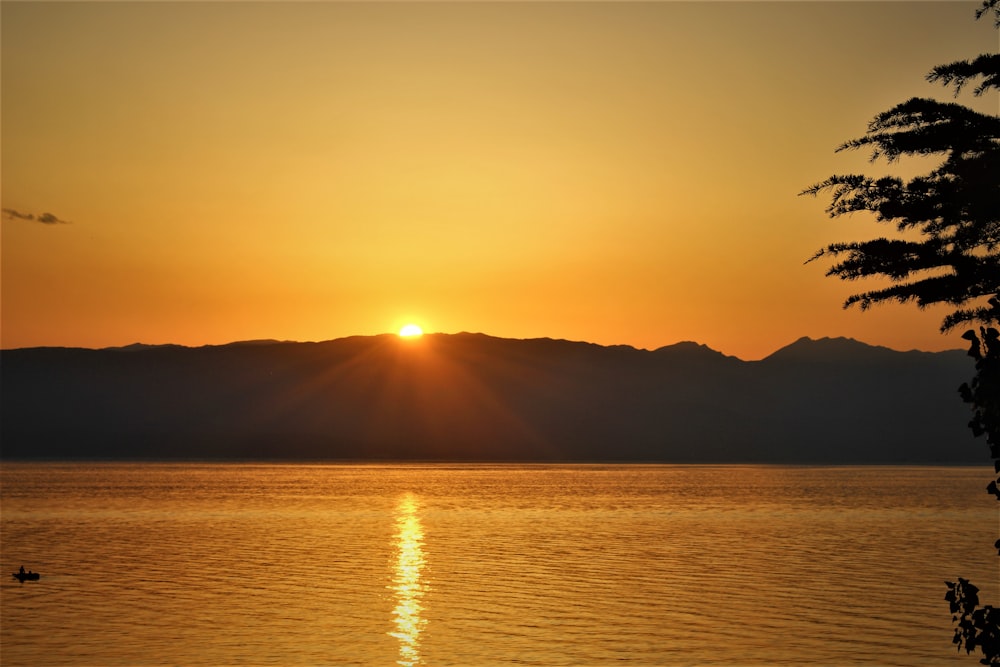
[0,334,981,462]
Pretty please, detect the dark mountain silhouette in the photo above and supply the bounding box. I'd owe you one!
[0,333,980,462]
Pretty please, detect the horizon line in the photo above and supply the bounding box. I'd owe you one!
[0,331,966,362]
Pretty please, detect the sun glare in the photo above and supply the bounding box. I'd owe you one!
[399,324,423,338]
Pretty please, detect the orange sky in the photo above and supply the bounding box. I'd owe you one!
[2,1,996,360]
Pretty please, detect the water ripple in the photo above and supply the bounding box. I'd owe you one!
[1,463,995,666]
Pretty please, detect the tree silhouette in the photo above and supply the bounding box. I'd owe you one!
[804,1,999,663]
[950,300,1000,665]
[801,64,999,329]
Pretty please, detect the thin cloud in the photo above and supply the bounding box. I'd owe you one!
[2,208,71,224]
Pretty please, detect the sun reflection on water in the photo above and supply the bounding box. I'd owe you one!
[389,492,427,666]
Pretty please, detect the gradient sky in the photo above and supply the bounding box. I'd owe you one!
[2,1,997,359]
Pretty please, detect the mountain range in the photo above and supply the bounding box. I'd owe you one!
[0,333,986,463]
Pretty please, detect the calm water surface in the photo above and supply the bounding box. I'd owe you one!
[1,463,996,666]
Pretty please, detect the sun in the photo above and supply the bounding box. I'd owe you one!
[398,323,424,338]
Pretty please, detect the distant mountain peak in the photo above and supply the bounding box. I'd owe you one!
[764,336,903,363]
[219,339,288,347]
[106,342,185,352]
[654,340,732,358]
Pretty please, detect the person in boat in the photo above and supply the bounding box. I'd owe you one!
[19,565,25,575]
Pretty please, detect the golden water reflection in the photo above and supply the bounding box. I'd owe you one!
[389,492,426,666]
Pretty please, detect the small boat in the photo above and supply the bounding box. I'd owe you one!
[12,571,40,582]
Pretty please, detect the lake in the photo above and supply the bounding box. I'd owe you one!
[1,463,996,666]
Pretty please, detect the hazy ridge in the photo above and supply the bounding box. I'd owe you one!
[0,333,982,463]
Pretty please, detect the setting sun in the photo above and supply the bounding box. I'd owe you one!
[399,324,424,338]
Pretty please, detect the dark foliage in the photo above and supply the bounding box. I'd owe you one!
[805,2,999,663]
[950,297,1000,666]
[802,1,1000,333]
[946,577,1000,665]
[958,297,1000,509]
[930,54,1000,97]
